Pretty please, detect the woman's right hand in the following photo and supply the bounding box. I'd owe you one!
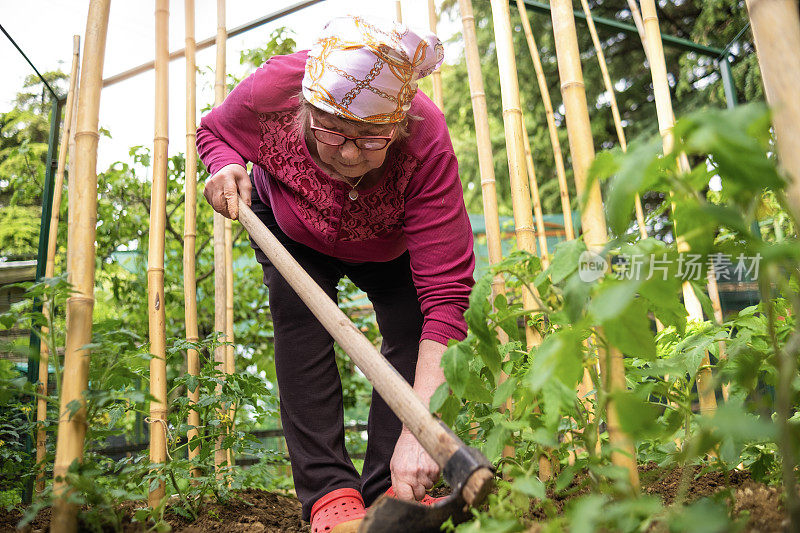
[203,163,252,219]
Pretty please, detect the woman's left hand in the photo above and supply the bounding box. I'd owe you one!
[389,429,440,501]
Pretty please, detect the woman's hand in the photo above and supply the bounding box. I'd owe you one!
[388,338,447,501]
[203,163,252,219]
[389,429,440,501]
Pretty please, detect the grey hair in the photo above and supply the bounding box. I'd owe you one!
[294,92,416,144]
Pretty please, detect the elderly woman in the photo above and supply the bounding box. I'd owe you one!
[197,16,474,532]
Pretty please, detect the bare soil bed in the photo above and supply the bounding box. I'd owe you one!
[0,467,787,532]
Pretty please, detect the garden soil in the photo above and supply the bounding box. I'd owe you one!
[1,467,787,532]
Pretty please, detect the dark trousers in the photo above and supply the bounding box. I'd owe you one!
[247,188,423,520]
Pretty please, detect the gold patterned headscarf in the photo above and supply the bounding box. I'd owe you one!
[302,16,444,124]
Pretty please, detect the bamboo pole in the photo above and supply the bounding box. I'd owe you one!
[428,0,444,111]
[459,0,507,308]
[225,219,234,468]
[550,0,639,491]
[490,0,553,479]
[36,35,80,495]
[184,0,202,477]
[516,0,595,440]
[516,0,575,241]
[639,0,717,415]
[213,0,229,476]
[396,0,402,23]
[745,4,800,524]
[522,123,550,265]
[147,0,170,508]
[50,2,110,531]
[583,0,665,335]
[745,0,800,220]
[489,0,540,347]
[66,65,80,274]
[706,269,729,401]
[458,0,512,459]
[579,0,648,240]
[222,0,235,460]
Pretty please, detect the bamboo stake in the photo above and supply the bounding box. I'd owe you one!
[147,0,170,508]
[458,0,512,459]
[745,4,800,524]
[396,0,402,23]
[184,0,202,477]
[50,2,110,531]
[516,1,594,444]
[213,0,229,476]
[36,35,80,495]
[428,0,444,111]
[579,0,648,240]
[489,0,540,347]
[225,218,234,469]
[66,64,80,274]
[516,0,575,241]
[522,123,550,265]
[490,0,553,480]
[222,0,234,460]
[583,0,665,334]
[640,0,717,415]
[550,0,639,491]
[459,0,507,308]
[745,0,800,220]
[706,268,729,401]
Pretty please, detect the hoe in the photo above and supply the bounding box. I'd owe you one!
[238,197,495,533]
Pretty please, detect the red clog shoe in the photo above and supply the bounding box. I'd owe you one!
[385,486,446,506]
[310,488,366,533]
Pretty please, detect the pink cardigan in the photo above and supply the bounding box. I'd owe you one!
[197,51,474,345]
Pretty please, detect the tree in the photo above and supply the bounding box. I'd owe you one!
[0,72,68,259]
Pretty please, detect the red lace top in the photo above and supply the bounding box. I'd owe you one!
[196,51,474,345]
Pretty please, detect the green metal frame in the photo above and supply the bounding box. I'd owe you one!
[2,22,66,505]
[21,96,63,504]
[516,0,726,56]
[514,0,739,107]
[26,97,64,384]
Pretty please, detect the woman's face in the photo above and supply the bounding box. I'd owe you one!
[309,111,396,179]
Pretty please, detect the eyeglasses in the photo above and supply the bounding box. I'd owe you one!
[309,116,395,151]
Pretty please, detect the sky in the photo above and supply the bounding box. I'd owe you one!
[2,0,459,170]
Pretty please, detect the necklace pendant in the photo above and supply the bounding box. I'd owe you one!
[348,189,359,201]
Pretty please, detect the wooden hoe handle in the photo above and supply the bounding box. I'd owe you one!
[237,198,493,505]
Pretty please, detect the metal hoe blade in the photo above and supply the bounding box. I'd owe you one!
[358,492,473,533]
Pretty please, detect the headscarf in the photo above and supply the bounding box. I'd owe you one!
[302,16,444,124]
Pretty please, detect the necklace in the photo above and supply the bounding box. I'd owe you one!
[348,174,367,200]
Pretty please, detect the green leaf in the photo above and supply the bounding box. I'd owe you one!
[638,272,686,334]
[588,279,642,322]
[465,278,502,378]
[603,137,665,235]
[548,239,586,284]
[612,390,664,439]
[555,465,577,493]
[566,494,608,533]
[439,396,461,427]
[463,374,493,404]
[526,331,583,392]
[441,342,472,397]
[484,423,511,462]
[492,376,519,409]
[667,498,732,533]
[428,383,450,414]
[604,300,657,360]
[512,476,546,500]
